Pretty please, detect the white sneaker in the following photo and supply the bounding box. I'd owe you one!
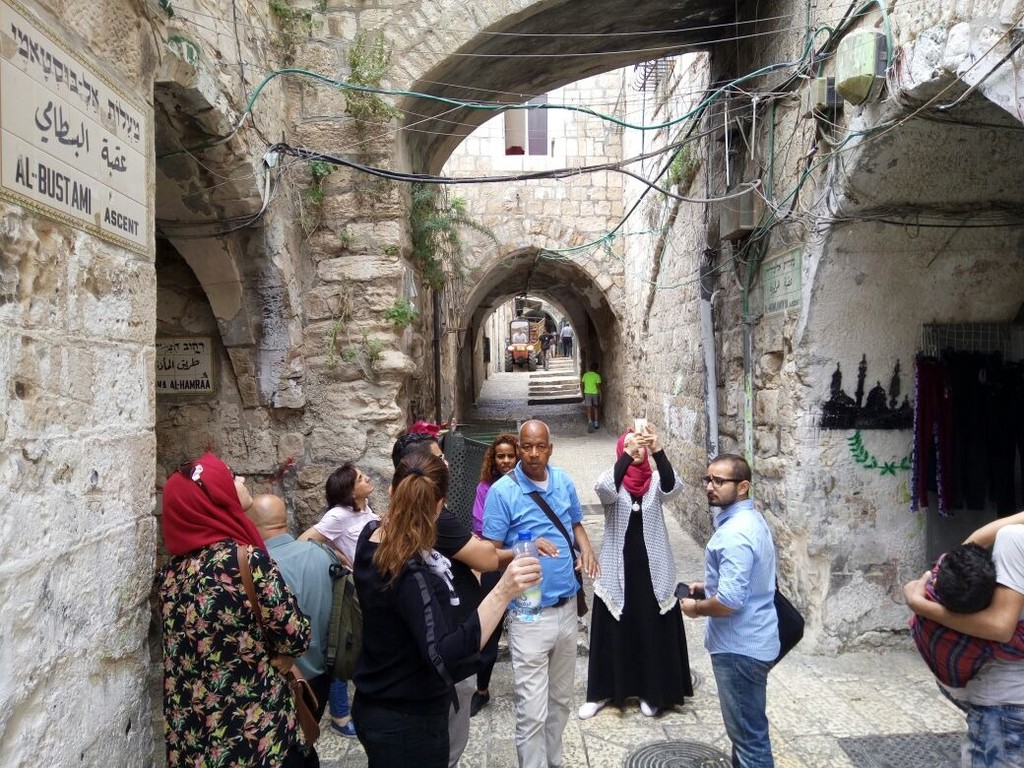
[639,700,659,717]
[578,699,609,719]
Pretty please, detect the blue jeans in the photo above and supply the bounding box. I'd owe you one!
[963,703,1024,767]
[710,653,774,768]
[329,679,350,719]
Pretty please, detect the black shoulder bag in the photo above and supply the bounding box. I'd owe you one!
[773,585,804,667]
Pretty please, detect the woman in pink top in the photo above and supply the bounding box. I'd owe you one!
[302,464,377,566]
[469,433,519,716]
[299,463,377,737]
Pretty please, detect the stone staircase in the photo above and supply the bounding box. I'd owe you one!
[527,356,581,406]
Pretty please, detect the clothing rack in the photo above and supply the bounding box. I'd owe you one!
[920,323,1024,362]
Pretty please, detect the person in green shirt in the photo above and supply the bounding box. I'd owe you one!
[581,363,603,431]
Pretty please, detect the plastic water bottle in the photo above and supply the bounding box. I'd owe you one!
[513,530,542,622]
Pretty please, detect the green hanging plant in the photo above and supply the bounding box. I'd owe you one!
[384,298,419,328]
[346,32,401,125]
[410,183,496,291]
[268,0,317,65]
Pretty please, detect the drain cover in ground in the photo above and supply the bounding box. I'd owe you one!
[624,740,731,767]
[690,669,704,690]
[837,731,961,767]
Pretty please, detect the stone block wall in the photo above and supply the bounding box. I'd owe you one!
[0,0,159,761]
[696,0,1024,649]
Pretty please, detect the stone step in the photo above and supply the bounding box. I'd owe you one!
[527,395,583,405]
[529,388,581,398]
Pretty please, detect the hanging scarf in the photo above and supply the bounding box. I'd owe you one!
[616,430,652,497]
[420,548,460,607]
[161,451,266,556]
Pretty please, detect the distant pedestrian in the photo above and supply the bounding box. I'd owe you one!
[540,330,556,369]
[581,363,602,431]
[579,424,693,720]
[560,324,574,357]
[680,454,778,768]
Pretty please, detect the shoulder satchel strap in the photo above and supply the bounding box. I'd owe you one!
[410,569,458,710]
[528,490,577,554]
[236,544,274,653]
[508,474,577,553]
[237,545,320,743]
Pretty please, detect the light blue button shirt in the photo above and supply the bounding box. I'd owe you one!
[704,498,780,662]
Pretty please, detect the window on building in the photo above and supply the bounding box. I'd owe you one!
[504,95,549,156]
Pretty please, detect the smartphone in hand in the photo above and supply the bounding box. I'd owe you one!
[675,582,706,600]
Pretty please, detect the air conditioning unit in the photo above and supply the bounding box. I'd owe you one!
[835,30,888,105]
[720,186,763,241]
[804,77,843,117]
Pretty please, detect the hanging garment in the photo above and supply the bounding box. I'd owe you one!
[912,356,956,516]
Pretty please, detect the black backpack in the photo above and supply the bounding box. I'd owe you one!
[326,562,363,681]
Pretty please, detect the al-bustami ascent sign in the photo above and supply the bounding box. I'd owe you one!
[0,0,151,254]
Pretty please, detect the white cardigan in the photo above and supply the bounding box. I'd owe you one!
[592,457,683,620]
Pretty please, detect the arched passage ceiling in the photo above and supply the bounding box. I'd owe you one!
[465,248,618,334]
[403,0,733,173]
[830,85,1024,217]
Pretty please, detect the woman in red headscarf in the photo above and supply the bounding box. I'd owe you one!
[577,425,693,720]
[159,452,311,767]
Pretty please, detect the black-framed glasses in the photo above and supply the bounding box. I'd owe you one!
[702,475,740,487]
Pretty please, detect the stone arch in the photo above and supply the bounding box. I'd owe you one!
[456,246,621,418]
[392,0,733,173]
[153,42,307,420]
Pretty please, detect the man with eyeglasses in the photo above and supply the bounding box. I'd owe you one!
[680,454,778,768]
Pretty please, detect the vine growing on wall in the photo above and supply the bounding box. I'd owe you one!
[346,32,401,126]
[323,278,354,368]
[847,430,911,476]
[667,140,700,190]
[300,159,334,236]
[410,183,495,292]
[268,0,317,65]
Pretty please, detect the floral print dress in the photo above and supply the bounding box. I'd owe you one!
[160,540,310,767]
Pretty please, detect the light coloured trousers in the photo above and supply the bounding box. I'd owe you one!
[448,677,475,767]
[507,600,577,768]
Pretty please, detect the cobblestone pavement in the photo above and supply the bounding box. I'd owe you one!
[156,370,969,767]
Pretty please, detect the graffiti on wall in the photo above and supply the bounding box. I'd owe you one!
[821,354,912,430]
[847,431,910,476]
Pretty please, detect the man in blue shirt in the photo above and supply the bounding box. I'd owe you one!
[680,454,778,768]
[484,419,598,768]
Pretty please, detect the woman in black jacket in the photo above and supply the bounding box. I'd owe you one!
[351,451,540,767]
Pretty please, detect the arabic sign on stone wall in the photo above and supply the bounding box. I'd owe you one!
[761,247,802,316]
[156,337,216,394]
[0,0,150,253]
